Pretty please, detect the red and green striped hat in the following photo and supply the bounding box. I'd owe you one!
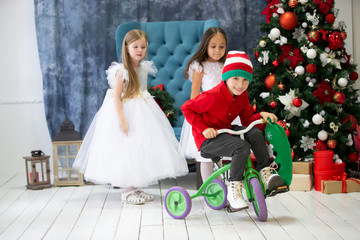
[222,51,253,82]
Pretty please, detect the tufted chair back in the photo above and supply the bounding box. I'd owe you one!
[115,19,220,139]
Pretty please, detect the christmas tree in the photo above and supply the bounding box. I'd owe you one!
[248,0,360,167]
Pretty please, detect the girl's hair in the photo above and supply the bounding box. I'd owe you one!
[184,27,227,79]
[121,29,148,100]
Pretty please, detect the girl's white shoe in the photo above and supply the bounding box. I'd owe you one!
[121,190,145,205]
[135,190,154,202]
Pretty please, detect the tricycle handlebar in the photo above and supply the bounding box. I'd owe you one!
[216,119,266,136]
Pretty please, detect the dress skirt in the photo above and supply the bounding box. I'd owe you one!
[73,90,188,188]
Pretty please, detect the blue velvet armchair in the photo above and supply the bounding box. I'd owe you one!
[115,19,220,139]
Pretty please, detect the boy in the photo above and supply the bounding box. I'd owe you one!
[181,51,283,211]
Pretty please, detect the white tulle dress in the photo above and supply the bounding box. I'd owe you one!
[73,60,188,188]
[180,61,241,162]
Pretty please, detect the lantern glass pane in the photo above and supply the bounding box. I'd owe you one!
[57,145,67,156]
[68,145,78,156]
[69,170,79,181]
[58,157,68,169]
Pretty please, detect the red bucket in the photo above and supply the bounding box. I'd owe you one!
[314,150,334,171]
[333,162,345,177]
[314,169,336,191]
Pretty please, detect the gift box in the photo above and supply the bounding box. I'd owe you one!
[293,161,313,174]
[290,174,312,191]
[321,177,360,194]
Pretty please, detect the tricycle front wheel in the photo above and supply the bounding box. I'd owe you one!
[249,178,268,221]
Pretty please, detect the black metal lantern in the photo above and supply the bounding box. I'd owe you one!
[52,118,84,186]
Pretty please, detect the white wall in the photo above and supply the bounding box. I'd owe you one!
[0,0,359,176]
[0,0,52,176]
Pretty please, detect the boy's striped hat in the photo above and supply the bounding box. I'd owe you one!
[222,51,253,82]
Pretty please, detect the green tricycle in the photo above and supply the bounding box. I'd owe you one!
[164,119,292,221]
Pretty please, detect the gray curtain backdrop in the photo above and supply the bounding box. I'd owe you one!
[34,0,267,138]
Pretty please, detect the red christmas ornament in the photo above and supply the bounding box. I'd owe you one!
[272,60,279,67]
[314,140,327,151]
[348,152,358,163]
[308,30,320,43]
[265,74,276,90]
[293,97,302,107]
[276,120,286,129]
[328,32,343,50]
[341,114,358,132]
[325,13,335,24]
[340,31,347,40]
[253,104,257,112]
[255,51,259,58]
[291,150,295,160]
[279,12,298,30]
[333,92,345,104]
[285,129,290,138]
[278,82,285,90]
[306,64,317,74]
[269,101,277,108]
[289,0,298,8]
[327,139,337,149]
[350,71,359,81]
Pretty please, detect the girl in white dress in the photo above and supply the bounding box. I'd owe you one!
[73,29,188,205]
[180,27,240,182]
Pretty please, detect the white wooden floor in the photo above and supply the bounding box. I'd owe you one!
[1,172,360,240]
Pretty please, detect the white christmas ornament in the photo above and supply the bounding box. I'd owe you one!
[306,77,311,82]
[299,0,308,4]
[262,51,270,65]
[260,92,270,98]
[302,22,308,28]
[346,134,354,146]
[308,82,314,87]
[338,78,348,87]
[320,110,325,116]
[318,130,328,141]
[332,21,340,30]
[306,49,317,59]
[325,47,330,53]
[258,57,263,63]
[312,114,323,125]
[270,28,280,39]
[259,40,266,47]
[295,66,305,75]
[335,159,343,163]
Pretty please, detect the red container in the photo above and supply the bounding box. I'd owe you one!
[314,169,336,191]
[314,150,334,171]
[333,162,345,177]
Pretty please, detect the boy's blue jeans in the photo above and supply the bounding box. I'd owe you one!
[200,125,270,181]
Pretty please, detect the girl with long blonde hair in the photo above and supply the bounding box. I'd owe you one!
[74,29,188,205]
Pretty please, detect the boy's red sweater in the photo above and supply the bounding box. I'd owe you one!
[181,81,262,150]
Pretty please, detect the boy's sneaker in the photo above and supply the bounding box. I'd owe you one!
[260,162,284,192]
[227,181,248,211]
